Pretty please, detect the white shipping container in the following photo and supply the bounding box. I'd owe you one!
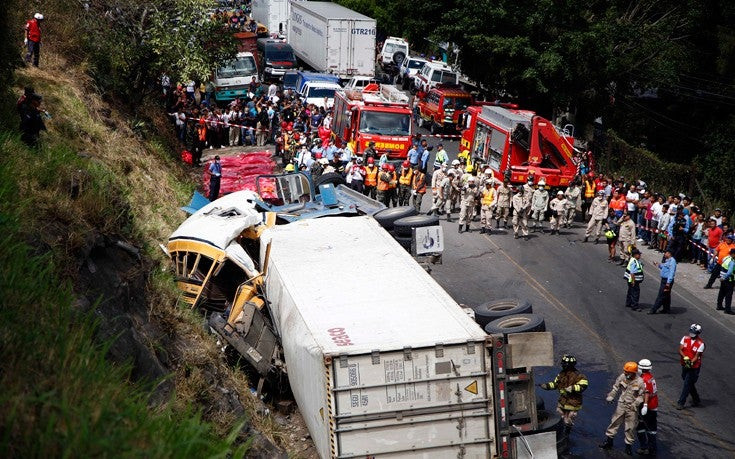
[288,1,376,78]
[251,0,293,36]
[260,217,497,457]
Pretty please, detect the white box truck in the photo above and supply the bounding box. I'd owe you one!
[258,216,557,458]
[251,0,294,36]
[288,1,376,79]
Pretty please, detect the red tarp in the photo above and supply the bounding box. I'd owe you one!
[202,151,276,199]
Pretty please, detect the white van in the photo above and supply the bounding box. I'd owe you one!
[412,61,459,93]
[213,52,259,101]
[379,36,409,69]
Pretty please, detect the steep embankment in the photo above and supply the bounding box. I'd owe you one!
[0,53,289,456]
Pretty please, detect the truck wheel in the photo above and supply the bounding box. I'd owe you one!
[534,409,562,434]
[315,172,346,189]
[473,298,533,328]
[373,206,418,230]
[484,314,545,335]
[430,120,438,135]
[393,234,412,251]
[393,215,440,237]
[392,51,406,67]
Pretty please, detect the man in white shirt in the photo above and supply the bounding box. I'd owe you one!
[626,184,640,227]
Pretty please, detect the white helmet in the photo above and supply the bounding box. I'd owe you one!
[34,13,44,20]
[484,168,492,175]
[452,159,460,166]
[689,323,702,335]
[638,358,652,371]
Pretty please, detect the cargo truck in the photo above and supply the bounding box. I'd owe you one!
[288,1,376,79]
[251,0,300,37]
[168,174,558,458]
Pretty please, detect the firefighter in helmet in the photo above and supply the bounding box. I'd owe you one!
[540,354,588,449]
[600,361,646,455]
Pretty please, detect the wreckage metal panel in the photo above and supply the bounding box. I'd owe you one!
[260,216,486,355]
[169,190,263,250]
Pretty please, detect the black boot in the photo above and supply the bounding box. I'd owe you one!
[496,219,500,229]
[480,227,486,234]
[458,224,463,233]
[584,236,589,242]
[446,214,453,222]
[427,209,434,216]
[465,224,470,233]
[625,444,632,456]
[599,437,613,449]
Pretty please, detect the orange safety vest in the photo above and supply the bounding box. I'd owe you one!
[377,171,392,191]
[365,166,379,186]
[584,179,595,198]
[398,168,413,186]
[412,172,426,193]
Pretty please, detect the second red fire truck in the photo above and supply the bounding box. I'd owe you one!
[331,84,413,159]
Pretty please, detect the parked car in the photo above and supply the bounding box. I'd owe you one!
[411,61,459,94]
[394,56,428,90]
[379,36,409,70]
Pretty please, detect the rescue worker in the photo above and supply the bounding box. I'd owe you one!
[458,177,480,233]
[584,190,608,243]
[600,361,646,456]
[386,163,398,207]
[530,179,550,232]
[428,170,454,220]
[449,160,462,211]
[522,177,536,229]
[677,324,704,410]
[549,190,568,234]
[362,141,377,161]
[624,248,644,311]
[480,180,496,234]
[495,180,511,229]
[432,143,448,168]
[617,213,637,265]
[457,148,471,165]
[376,163,393,207]
[208,155,222,201]
[539,354,589,447]
[397,160,413,206]
[648,250,677,314]
[363,157,379,199]
[564,181,582,227]
[428,164,446,215]
[716,248,735,314]
[25,13,44,67]
[583,172,596,218]
[636,358,658,456]
[410,165,426,212]
[511,185,529,239]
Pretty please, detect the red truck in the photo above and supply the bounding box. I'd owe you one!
[416,84,473,134]
[461,104,578,187]
[331,84,413,159]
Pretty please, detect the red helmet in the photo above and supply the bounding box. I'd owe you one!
[314,153,322,159]
[294,133,300,140]
[402,160,410,168]
[387,164,395,172]
[367,157,375,165]
[281,121,287,129]
[381,163,390,170]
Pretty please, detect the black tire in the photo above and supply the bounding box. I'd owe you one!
[484,314,545,335]
[394,234,412,251]
[393,215,440,237]
[315,172,346,188]
[474,298,533,328]
[372,206,418,230]
[392,51,406,66]
[534,409,562,434]
[430,120,438,135]
[409,80,417,95]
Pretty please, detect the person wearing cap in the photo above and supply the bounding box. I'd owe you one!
[585,190,609,243]
[564,181,582,227]
[207,156,222,201]
[432,143,448,168]
[495,180,511,229]
[648,250,677,314]
[310,157,327,180]
[530,179,550,232]
[624,249,644,311]
[362,141,376,161]
[511,185,530,239]
[19,93,46,147]
[428,170,454,221]
[479,180,497,234]
[363,157,379,199]
[25,13,44,67]
[410,165,427,212]
[418,139,431,172]
[449,161,462,212]
[376,163,396,207]
[549,190,568,235]
[617,213,637,265]
[635,359,658,455]
[705,231,735,288]
[539,355,589,449]
[458,177,480,233]
[716,248,735,314]
[677,324,704,409]
[348,158,366,193]
[406,143,420,168]
[599,362,646,455]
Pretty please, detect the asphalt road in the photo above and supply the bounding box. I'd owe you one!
[415,125,735,458]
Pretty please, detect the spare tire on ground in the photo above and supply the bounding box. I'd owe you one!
[393,235,412,251]
[393,215,440,236]
[484,314,545,335]
[314,172,346,189]
[372,206,417,230]
[474,298,533,328]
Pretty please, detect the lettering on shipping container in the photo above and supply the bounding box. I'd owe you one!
[290,12,324,37]
[352,28,376,35]
[327,327,353,346]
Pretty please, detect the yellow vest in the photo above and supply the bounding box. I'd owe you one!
[481,188,495,206]
[398,168,413,186]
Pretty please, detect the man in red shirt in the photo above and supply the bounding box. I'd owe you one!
[677,324,704,410]
[25,13,44,67]
[636,358,658,455]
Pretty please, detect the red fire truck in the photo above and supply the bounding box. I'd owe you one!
[460,104,578,187]
[331,84,413,159]
[416,84,473,134]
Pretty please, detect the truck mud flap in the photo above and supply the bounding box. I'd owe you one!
[209,311,279,377]
[334,185,386,216]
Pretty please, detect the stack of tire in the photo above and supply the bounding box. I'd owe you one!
[372,206,439,252]
[471,299,561,444]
